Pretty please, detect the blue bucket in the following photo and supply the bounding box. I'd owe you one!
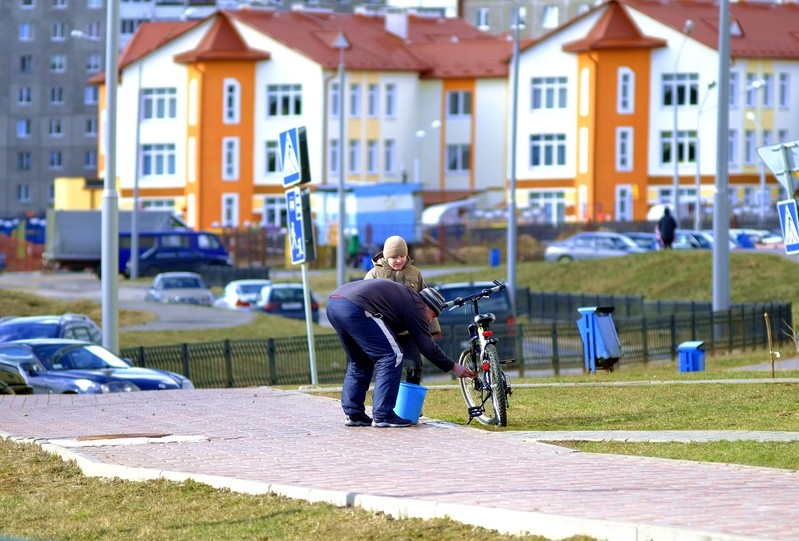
[393,382,427,424]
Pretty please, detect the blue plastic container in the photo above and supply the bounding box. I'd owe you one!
[394,382,427,424]
[489,248,501,267]
[678,341,705,372]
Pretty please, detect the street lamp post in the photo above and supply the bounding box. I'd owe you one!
[694,81,717,230]
[507,0,521,320]
[333,32,349,288]
[746,111,768,225]
[672,19,693,223]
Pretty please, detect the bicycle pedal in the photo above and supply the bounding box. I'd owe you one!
[467,406,483,419]
[499,359,515,365]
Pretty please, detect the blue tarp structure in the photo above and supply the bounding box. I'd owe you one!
[0,216,46,245]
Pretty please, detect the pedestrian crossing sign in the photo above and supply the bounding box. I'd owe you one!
[777,199,799,254]
[279,127,311,188]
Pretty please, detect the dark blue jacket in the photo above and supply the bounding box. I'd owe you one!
[330,279,455,373]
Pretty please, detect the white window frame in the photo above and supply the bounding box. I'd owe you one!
[141,143,177,177]
[19,23,34,41]
[366,140,378,174]
[223,78,240,124]
[48,150,63,170]
[745,73,760,107]
[330,82,340,117]
[18,152,32,171]
[728,129,739,166]
[20,0,35,8]
[84,150,97,170]
[17,185,31,203]
[16,119,31,138]
[762,73,773,108]
[86,53,101,72]
[384,83,396,117]
[476,8,489,30]
[142,88,177,120]
[53,0,67,8]
[662,73,698,107]
[744,129,756,165]
[49,118,63,137]
[348,139,360,173]
[262,196,287,228]
[384,139,396,174]
[778,73,790,108]
[617,68,634,114]
[265,140,280,174]
[87,0,101,8]
[51,86,65,105]
[660,130,696,165]
[542,5,559,29]
[329,139,339,174]
[615,184,633,222]
[529,134,566,166]
[616,127,633,171]
[87,21,101,39]
[729,72,741,108]
[266,84,302,117]
[349,83,361,117]
[367,83,378,117]
[222,193,239,227]
[531,77,568,110]
[84,86,98,105]
[446,144,471,172]
[222,137,240,181]
[50,54,66,73]
[18,86,32,105]
[446,90,472,117]
[50,21,66,41]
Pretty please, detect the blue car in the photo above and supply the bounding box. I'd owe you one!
[0,339,193,395]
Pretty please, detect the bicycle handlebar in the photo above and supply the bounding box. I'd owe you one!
[443,280,506,310]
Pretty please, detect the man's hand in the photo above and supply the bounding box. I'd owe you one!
[451,363,476,379]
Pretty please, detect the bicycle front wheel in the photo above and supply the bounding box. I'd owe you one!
[458,346,506,426]
[486,344,508,427]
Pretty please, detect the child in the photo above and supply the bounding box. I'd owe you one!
[364,235,440,385]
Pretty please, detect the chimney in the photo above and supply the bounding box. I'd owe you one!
[385,8,408,40]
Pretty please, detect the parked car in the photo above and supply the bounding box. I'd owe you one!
[625,232,660,251]
[0,339,193,394]
[544,232,646,262]
[213,279,272,310]
[0,251,6,273]
[128,246,232,278]
[145,272,215,305]
[254,283,319,323]
[0,314,102,344]
[672,229,713,250]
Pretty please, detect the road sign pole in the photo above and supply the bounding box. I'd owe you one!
[301,261,318,385]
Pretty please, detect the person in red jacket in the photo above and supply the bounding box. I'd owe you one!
[327,279,475,428]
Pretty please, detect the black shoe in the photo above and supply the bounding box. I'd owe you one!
[344,412,373,427]
[372,413,413,428]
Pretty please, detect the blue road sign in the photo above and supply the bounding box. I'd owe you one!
[280,129,302,188]
[286,188,305,264]
[777,199,799,255]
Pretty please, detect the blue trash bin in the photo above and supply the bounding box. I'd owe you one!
[576,306,622,373]
[489,248,500,267]
[678,341,705,372]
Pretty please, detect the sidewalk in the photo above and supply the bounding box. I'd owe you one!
[2,387,799,541]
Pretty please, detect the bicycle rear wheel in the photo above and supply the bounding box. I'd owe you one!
[486,344,508,427]
[458,346,506,426]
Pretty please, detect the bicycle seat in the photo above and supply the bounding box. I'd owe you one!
[474,312,496,325]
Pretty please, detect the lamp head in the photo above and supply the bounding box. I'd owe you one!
[683,19,694,33]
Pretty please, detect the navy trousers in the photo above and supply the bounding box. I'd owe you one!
[326,297,404,421]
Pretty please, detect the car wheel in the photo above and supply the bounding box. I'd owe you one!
[0,381,15,395]
[557,255,573,262]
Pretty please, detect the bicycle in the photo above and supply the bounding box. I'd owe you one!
[443,279,513,426]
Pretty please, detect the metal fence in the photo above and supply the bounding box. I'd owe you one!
[121,301,792,388]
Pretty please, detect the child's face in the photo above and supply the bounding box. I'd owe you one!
[387,254,407,270]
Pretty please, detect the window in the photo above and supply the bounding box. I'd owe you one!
[348,140,360,173]
[446,144,471,172]
[617,68,634,114]
[349,83,361,117]
[660,130,697,165]
[530,134,566,166]
[86,21,100,39]
[762,73,774,107]
[475,8,489,29]
[17,152,32,171]
[266,84,302,116]
[53,0,67,8]
[262,196,286,228]
[384,139,395,174]
[18,87,32,105]
[50,54,66,73]
[330,82,340,116]
[19,23,34,41]
[84,86,98,105]
[222,137,239,180]
[49,150,63,169]
[511,5,527,28]
[142,88,177,119]
[222,194,238,227]
[50,86,64,105]
[84,150,97,169]
[20,55,33,73]
[366,140,378,174]
[745,73,760,107]
[744,129,756,165]
[528,191,565,224]
[778,73,790,108]
[142,144,176,176]
[17,119,31,138]
[20,0,35,8]
[121,19,140,34]
[542,5,559,29]
[87,0,101,8]
[329,139,340,174]
[51,22,66,41]
[662,73,698,107]
[446,90,472,117]
[616,127,633,171]
[17,185,31,203]
[49,118,63,137]
[367,84,378,117]
[223,79,240,124]
[265,141,279,173]
[531,77,568,110]
[728,129,739,166]
[779,129,789,143]
[384,83,396,117]
[86,54,101,72]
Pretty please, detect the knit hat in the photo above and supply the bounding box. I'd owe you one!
[419,287,446,316]
[383,235,408,258]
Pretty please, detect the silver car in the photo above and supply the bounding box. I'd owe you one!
[213,279,272,310]
[145,272,215,305]
[544,232,647,262]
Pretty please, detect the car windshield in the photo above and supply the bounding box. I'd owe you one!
[163,277,203,289]
[239,283,268,295]
[33,344,130,370]
[0,322,58,342]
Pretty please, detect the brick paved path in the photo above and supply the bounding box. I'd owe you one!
[2,388,798,541]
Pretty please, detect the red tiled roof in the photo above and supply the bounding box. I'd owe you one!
[174,13,270,63]
[410,39,513,78]
[621,0,799,58]
[562,1,666,52]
